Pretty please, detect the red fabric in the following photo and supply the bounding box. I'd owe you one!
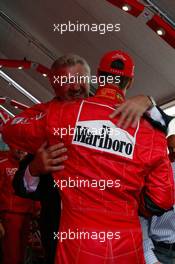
[0,110,10,133]
[1,212,31,264]
[47,88,174,264]
[2,86,174,263]
[0,155,34,213]
[0,151,8,160]
[2,101,52,154]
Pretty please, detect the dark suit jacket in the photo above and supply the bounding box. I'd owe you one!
[13,154,61,264]
[143,106,173,133]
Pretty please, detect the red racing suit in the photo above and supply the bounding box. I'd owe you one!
[2,85,174,264]
[0,154,36,264]
[0,154,34,213]
[3,100,52,153]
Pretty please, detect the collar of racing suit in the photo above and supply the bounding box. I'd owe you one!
[95,84,125,104]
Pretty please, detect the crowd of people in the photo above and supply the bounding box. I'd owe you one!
[0,50,175,264]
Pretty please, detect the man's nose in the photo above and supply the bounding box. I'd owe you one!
[71,83,81,91]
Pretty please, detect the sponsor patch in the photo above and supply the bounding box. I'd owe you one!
[71,101,139,159]
[6,168,18,177]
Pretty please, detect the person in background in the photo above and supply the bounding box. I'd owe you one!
[0,148,35,264]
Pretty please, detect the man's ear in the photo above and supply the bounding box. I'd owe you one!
[126,78,134,90]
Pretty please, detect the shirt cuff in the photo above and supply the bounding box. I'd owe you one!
[147,106,165,126]
[144,250,158,264]
[23,166,40,192]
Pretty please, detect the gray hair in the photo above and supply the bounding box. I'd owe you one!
[51,54,90,75]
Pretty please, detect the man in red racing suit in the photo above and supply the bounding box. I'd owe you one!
[0,149,35,264]
[2,51,174,263]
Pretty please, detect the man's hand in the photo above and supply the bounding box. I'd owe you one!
[109,95,153,129]
[29,142,68,176]
[0,222,5,238]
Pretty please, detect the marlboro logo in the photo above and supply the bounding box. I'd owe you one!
[72,120,136,159]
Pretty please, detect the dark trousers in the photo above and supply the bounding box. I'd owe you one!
[153,242,175,264]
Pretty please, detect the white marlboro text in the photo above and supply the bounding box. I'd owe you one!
[72,120,136,159]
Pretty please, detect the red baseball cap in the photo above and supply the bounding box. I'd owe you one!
[98,50,135,78]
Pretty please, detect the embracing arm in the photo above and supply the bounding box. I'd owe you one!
[109,95,172,132]
[13,143,67,199]
[139,130,174,217]
[2,102,49,154]
[13,154,42,200]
